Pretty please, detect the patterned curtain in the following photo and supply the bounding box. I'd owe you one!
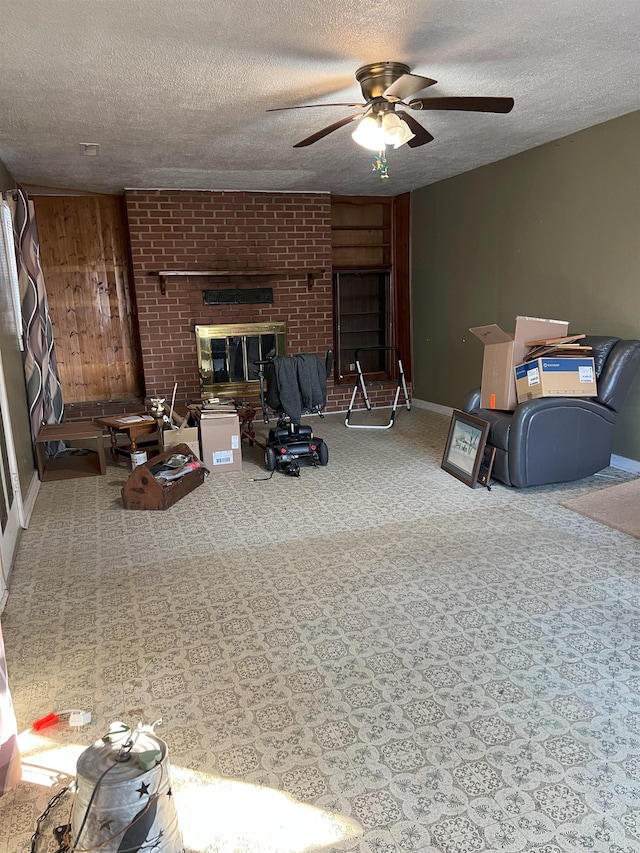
[0,620,20,797]
[6,187,64,442]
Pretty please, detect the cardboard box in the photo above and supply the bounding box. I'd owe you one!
[469,316,570,410]
[515,356,597,403]
[161,424,201,461]
[198,410,242,472]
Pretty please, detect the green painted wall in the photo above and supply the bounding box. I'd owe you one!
[411,111,640,462]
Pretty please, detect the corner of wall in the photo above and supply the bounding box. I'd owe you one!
[21,470,41,528]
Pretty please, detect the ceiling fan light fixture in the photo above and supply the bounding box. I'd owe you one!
[351,116,387,151]
[381,113,415,148]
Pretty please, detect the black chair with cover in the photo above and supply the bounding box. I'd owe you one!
[462,336,640,488]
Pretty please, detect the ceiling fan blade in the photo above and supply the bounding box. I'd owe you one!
[293,113,363,147]
[383,73,437,102]
[396,110,435,148]
[407,96,515,113]
[267,102,365,112]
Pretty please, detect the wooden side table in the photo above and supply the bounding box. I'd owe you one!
[35,421,106,481]
[94,414,160,463]
[237,405,259,446]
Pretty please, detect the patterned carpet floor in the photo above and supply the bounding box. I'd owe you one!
[0,407,639,852]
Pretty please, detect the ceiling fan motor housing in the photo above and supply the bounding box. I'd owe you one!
[355,62,411,101]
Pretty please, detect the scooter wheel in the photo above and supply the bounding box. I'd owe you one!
[317,440,329,466]
[265,446,278,471]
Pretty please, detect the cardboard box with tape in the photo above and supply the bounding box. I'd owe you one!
[515,356,597,403]
[469,316,570,410]
[196,408,242,472]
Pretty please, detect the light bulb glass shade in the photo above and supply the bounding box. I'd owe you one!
[351,116,387,151]
[381,113,415,148]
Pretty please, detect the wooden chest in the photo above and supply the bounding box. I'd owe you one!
[121,444,206,510]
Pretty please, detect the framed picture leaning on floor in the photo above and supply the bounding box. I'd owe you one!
[441,409,491,489]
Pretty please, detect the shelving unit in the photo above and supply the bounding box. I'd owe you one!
[330,197,399,382]
[331,201,391,268]
[334,270,390,376]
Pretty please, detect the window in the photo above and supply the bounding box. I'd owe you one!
[195,322,286,397]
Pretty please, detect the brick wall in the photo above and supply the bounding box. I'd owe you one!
[125,189,405,413]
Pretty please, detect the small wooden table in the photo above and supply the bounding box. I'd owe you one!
[94,414,160,462]
[35,421,106,481]
[237,405,260,446]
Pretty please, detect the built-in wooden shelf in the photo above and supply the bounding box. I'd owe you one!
[155,268,329,294]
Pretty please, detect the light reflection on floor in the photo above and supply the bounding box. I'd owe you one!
[15,729,361,852]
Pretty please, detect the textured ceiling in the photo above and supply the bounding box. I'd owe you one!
[0,0,638,197]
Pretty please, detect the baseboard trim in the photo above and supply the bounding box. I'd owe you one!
[21,469,40,528]
[610,454,640,474]
[411,398,454,417]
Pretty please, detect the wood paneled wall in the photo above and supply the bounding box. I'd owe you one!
[33,196,142,403]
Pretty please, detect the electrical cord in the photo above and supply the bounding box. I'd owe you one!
[250,460,301,481]
[30,785,72,853]
[66,765,163,853]
[249,468,277,482]
[32,709,91,730]
[69,749,127,850]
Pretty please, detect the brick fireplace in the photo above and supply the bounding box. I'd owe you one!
[125,189,406,413]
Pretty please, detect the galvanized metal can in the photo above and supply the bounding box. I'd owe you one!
[70,729,183,852]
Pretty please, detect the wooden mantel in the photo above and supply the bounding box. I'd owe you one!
[155,268,329,295]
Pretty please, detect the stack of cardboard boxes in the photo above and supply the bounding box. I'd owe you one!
[194,400,242,472]
[159,398,243,473]
[470,316,597,410]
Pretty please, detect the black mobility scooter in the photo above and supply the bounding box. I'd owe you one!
[256,351,332,475]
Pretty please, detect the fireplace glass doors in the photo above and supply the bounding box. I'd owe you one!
[195,322,286,398]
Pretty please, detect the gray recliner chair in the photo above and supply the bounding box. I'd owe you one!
[462,336,640,488]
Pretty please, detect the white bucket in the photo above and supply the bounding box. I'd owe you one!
[131,450,147,469]
[70,728,183,852]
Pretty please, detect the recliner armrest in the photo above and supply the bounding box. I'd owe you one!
[462,387,481,413]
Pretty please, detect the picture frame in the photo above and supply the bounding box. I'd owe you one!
[441,410,491,489]
[477,443,496,489]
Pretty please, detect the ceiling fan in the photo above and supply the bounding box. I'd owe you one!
[267,61,514,176]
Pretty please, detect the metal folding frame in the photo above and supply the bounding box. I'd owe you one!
[344,346,411,429]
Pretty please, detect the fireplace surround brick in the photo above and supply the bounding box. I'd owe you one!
[125,189,407,413]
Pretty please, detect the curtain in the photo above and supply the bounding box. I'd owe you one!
[0,620,20,796]
[6,186,64,442]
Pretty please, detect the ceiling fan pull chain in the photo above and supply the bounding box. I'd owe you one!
[372,154,389,180]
